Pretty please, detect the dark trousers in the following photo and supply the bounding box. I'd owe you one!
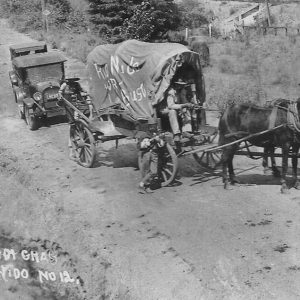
[139,150,158,186]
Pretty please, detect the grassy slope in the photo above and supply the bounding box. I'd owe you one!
[204,33,300,109]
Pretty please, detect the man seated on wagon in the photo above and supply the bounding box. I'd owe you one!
[157,79,194,142]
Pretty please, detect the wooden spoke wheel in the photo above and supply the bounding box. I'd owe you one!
[24,106,38,130]
[193,150,222,170]
[159,143,178,187]
[14,92,25,120]
[70,121,96,168]
[193,131,222,170]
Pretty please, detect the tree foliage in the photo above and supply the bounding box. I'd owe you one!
[177,0,209,28]
[0,0,74,31]
[122,0,181,41]
[87,0,141,35]
[47,0,72,26]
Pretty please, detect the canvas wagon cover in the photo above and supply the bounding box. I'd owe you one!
[87,40,204,120]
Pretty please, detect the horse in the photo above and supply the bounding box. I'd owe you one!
[262,146,280,176]
[262,99,297,177]
[218,101,300,193]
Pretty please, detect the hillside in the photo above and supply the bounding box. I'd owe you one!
[195,0,300,27]
[212,0,299,3]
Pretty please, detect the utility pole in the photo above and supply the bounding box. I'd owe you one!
[41,0,47,32]
[265,0,271,26]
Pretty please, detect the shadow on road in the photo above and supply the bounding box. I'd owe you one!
[39,115,69,128]
[93,142,139,169]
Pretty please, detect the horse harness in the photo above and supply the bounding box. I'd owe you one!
[268,100,300,134]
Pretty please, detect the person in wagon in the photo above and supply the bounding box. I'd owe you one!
[138,119,165,193]
[158,79,194,142]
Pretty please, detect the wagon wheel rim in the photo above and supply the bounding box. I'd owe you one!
[70,121,96,168]
[193,150,222,170]
[192,128,222,170]
[159,143,178,187]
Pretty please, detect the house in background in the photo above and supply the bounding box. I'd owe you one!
[221,3,270,37]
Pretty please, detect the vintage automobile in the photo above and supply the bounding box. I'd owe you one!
[9,42,89,130]
[9,41,48,59]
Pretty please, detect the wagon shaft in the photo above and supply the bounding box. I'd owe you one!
[235,150,300,158]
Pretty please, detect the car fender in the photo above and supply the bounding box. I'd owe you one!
[13,87,26,103]
[9,71,18,86]
[23,98,35,108]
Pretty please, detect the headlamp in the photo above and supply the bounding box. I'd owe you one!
[33,92,42,101]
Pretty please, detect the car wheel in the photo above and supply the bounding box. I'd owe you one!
[17,104,25,120]
[24,106,38,130]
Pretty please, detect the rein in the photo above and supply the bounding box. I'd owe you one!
[274,103,300,133]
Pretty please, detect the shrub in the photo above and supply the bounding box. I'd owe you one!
[218,58,234,73]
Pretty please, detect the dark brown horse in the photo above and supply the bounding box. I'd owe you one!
[218,102,300,193]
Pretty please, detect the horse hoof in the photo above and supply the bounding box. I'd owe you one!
[294,182,300,190]
[230,177,240,185]
[224,183,233,190]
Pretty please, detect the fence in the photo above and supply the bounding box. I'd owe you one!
[240,25,300,36]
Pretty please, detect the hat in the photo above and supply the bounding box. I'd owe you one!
[174,78,188,85]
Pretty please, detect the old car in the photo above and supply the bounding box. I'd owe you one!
[9,41,47,59]
[9,42,89,130]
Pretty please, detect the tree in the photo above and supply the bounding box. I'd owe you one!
[0,0,73,31]
[123,0,181,41]
[87,0,142,36]
[47,0,72,26]
[177,0,208,29]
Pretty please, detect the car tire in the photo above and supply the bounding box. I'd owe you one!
[17,104,25,120]
[24,106,38,130]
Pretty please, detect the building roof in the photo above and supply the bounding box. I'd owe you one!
[224,3,265,22]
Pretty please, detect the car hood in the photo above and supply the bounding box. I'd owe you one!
[33,80,60,92]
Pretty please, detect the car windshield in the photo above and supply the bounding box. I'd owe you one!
[26,63,63,83]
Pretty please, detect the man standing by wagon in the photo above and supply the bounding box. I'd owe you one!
[138,119,165,193]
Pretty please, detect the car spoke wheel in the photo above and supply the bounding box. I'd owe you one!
[17,104,25,120]
[159,143,178,187]
[24,106,38,130]
[70,121,96,168]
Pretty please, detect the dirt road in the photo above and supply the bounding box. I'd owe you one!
[1,19,300,300]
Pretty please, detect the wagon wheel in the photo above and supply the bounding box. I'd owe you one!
[70,120,96,168]
[24,106,38,130]
[193,150,222,170]
[193,131,222,170]
[159,143,178,187]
